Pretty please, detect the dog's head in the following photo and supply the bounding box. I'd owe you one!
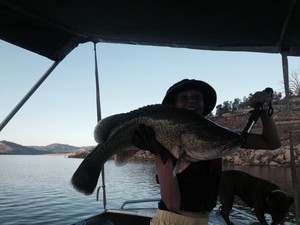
[267,190,294,224]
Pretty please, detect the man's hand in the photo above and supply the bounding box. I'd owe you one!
[132,124,172,163]
[249,91,272,113]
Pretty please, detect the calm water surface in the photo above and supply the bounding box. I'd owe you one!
[0,155,159,225]
[0,155,298,224]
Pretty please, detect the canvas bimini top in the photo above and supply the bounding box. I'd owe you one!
[0,0,300,61]
[0,0,299,222]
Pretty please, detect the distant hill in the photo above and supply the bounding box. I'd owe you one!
[211,95,300,148]
[0,140,92,155]
[0,140,51,154]
[29,143,81,152]
[1,96,299,161]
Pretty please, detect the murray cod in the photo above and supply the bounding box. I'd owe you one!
[71,104,245,195]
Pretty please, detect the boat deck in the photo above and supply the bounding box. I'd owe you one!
[72,200,257,225]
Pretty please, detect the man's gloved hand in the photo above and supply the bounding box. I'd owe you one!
[132,124,172,163]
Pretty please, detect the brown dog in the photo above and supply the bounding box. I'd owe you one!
[218,170,294,225]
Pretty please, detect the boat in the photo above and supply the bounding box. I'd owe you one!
[0,1,299,224]
[71,198,259,225]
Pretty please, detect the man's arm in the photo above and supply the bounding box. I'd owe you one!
[241,91,281,150]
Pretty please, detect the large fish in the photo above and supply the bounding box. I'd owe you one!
[71,104,245,195]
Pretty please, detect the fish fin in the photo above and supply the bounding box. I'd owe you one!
[94,113,126,143]
[173,160,180,177]
[172,147,189,177]
[115,149,139,166]
[71,144,103,195]
[177,161,191,175]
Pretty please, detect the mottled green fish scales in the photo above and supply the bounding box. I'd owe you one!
[71,104,245,195]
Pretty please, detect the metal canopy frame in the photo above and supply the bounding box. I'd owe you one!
[0,0,299,223]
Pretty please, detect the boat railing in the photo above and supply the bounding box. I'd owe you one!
[96,185,104,202]
[120,198,160,209]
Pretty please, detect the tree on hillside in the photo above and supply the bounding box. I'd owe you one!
[281,68,300,97]
[273,91,283,102]
[215,91,283,117]
[215,98,242,116]
[290,69,300,96]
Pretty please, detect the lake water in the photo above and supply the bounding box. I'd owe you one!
[0,155,298,225]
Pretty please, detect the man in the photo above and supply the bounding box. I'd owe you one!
[133,79,281,225]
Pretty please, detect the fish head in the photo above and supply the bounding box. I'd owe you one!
[178,126,245,161]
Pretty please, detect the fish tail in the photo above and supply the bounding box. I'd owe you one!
[71,144,103,195]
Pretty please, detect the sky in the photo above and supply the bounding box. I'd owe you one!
[0,40,299,147]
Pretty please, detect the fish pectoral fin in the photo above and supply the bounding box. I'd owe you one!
[173,160,191,177]
[172,147,189,177]
[115,148,139,166]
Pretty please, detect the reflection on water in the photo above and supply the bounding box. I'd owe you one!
[0,155,298,224]
[104,159,160,208]
[0,155,160,225]
[1,155,101,224]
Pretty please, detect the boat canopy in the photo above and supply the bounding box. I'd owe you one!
[0,0,300,61]
[1,1,299,222]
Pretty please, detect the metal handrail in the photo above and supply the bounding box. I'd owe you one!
[0,60,61,132]
[121,198,160,209]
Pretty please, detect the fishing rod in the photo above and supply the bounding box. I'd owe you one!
[242,87,274,136]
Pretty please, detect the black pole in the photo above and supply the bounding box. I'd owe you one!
[281,51,299,224]
[0,60,61,132]
[242,87,273,136]
[93,43,107,209]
